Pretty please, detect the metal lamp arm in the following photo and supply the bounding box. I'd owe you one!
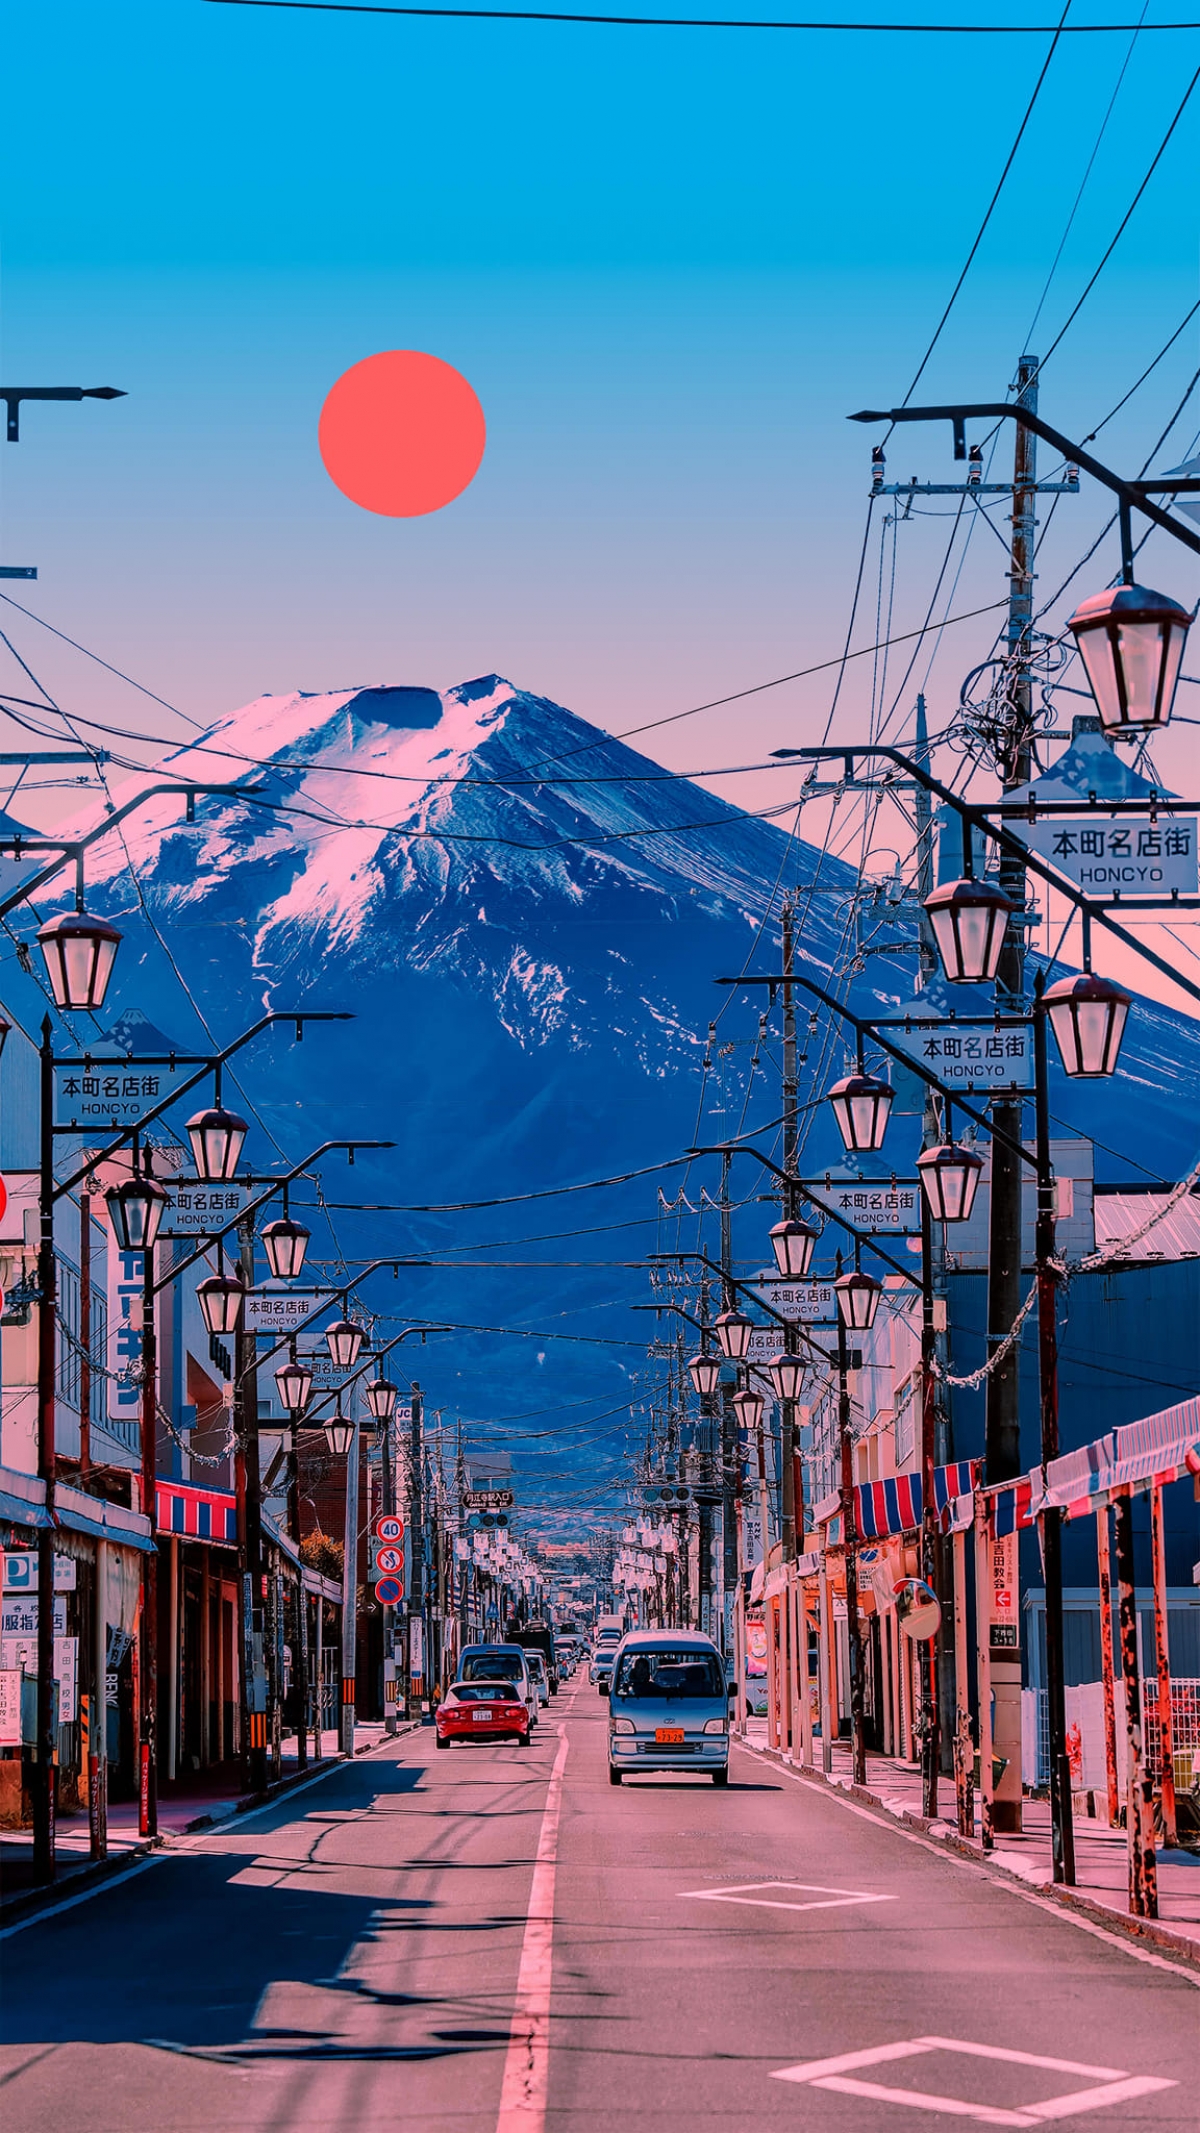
[299,1323,456,1427]
[148,1142,396,1293]
[687,1143,921,1290]
[0,782,274,928]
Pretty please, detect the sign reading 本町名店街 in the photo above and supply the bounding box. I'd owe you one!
[54,1058,183,1130]
[882,1019,1035,1093]
[804,1181,922,1232]
[1014,813,1198,894]
[160,1182,247,1235]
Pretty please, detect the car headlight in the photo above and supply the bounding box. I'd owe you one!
[703,1717,728,1736]
[610,1717,635,1735]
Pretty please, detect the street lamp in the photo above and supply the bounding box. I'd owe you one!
[732,1385,765,1431]
[834,1268,882,1332]
[769,1351,805,1403]
[769,1217,817,1279]
[197,1270,245,1336]
[714,1309,753,1361]
[274,1354,313,1413]
[687,1350,722,1398]
[924,878,1012,984]
[1066,583,1192,732]
[105,1168,170,1252]
[36,909,122,1011]
[326,1316,366,1370]
[827,1072,893,1153]
[916,1141,985,1224]
[187,1104,248,1181]
[364,1374,398,1421]
[324,1410,354,1458]
[1043,971,1130,1078]
[261,1215,311,1280]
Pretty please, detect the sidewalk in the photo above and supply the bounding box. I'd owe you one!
[741,1718,1200,1964]
[0,1721,399,1917]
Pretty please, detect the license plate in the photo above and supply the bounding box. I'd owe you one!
[472,1710,492,1722]
[655,1727,685,1745]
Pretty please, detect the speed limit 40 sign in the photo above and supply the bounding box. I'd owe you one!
[374,1515,404,1544]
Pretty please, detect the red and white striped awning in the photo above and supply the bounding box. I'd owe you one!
[156,1481,238,1545]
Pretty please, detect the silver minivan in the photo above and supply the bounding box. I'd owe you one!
[607,1631,731,1785]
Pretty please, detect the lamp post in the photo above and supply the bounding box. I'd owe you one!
[834,1256,877,1788]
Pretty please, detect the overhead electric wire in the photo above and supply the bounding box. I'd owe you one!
[204,0,1200,32]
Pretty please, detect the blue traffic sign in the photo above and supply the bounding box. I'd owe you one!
[375,1575,403,1607]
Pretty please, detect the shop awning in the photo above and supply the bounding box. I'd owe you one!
[156,1480,238,1545]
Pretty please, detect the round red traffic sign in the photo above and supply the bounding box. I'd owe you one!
[374,1514,404,1543]
[374,1545,404,1575]
[375,1575,403,1607]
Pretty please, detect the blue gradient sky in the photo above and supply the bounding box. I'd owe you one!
[1,2,1198,815]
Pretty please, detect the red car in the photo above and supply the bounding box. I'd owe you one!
[435,1679,531,1748]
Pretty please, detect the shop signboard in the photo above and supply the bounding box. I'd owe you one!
[1016,813,1198,894]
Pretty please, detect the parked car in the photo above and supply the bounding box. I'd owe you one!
[435,1679,531,1749]
[457,1643,538,1728]
[607,1632,732,1785]
[527,1650,551,1707]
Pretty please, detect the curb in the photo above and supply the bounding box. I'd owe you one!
[177,1719,423,1832]
[745,1739,1200,1972]
[0,1834,162,1927]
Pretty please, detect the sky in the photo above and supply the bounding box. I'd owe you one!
[0,4,1198,901]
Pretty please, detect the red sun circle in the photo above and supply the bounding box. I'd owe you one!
[318,350,486,518]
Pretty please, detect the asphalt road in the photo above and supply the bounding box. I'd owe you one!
[2,1678,1196,2132]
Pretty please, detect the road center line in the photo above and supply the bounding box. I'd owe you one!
[495,1725,570,2133]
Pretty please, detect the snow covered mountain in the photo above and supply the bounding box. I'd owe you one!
[25,677,1200,1513]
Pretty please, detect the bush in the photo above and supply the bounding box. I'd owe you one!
[300,1531,344,1580]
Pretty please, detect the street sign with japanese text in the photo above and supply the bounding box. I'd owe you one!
[883,1019,1034,1093]
[1016,813,1197,895]
[463,1488,514,1511]
[806,1181,923,1232]
[243,1289,326,1333]
[160,1181,248,1236]
[748,1275,837,1322]
[54,1058,183,1131]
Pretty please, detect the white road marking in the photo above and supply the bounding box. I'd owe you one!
[680,1879,896,1914]
[734,1739,1200,1989]
[494,1725,570,2133]
[771,2035,1176,2126]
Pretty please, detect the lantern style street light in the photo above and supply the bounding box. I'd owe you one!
[828,1072,893,1153]
[364,1375,399,1422]
[1043,971,1130,1078]
[197,1270,245,1336]
[187,1103,248,1182]
[714,1309,754,1361]
[324,1410,354,1458]
[924,877,1012,984]
[326,1317,366,1370]
[105,1169,170,1253]
[731,1385,765,1431]
[1066,582,1192,732]
[37,908,122,1012]
[769,1216,817,1279]
[262,1215,311,1281]
[917,1141,985,1224]
[834,1268,882,1332]
[687,1350,722,1398]
[769,1351,805,1403]
[275,1354,313,1413]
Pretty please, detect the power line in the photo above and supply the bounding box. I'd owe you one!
[205,1,1200,32]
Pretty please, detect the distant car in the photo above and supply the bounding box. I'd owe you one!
[436,1679,531,1749]
[590,1646,615,1693]
[555,1642,576,1679]
[457,1643,538,1728]
[527,1650,551,1707]
[607,1631,731,1785]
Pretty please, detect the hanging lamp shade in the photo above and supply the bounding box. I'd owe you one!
[687,1350,722,1399]
[924,878,1012,983]
[262,1216,311,1281]
[769,1352,805,1403]
[768,1217,817,1279]
[1066,582,1192,731]
[834,1269,882,1332]
[324,1414,354,1458]
[105,1172,170,1253]
[274,1355,313,1413]
[827,1073,894,1153]
[326,1317,365,1370]
[917,1142,985,1224]
[197,1271,245,1336]
[37,909,122,1012]
[364,1375,399,1421]
[1043,972,1130,1077]
[713,1309,754,1361]
[731,1385,765,1431]
[186,1105,248,1182]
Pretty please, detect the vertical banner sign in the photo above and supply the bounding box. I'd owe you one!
[989,1532,1018,1649]
[108,1243,144,1428]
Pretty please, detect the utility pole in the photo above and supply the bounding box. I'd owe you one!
[339,1394,360,1755]
[719,1153,736,1655]
[32,1022,58,1882]
[780,896,801,1561]
[407,1382,425,1714]
[236,1213,270,1791]
[138,1164,160,1837]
